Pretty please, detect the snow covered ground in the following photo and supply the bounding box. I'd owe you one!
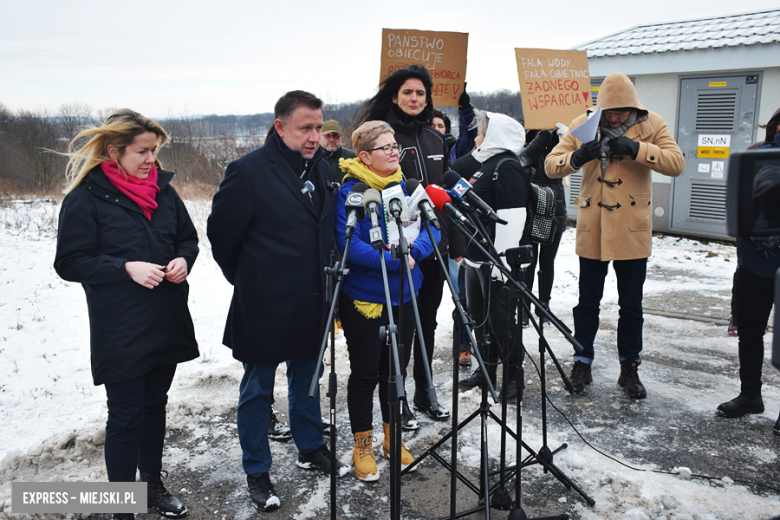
[0,196,778,519]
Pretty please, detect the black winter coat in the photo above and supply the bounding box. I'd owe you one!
[384,107,464,257]
[521,131,567,231]
[207,131,336,366]
[54,167,199,386]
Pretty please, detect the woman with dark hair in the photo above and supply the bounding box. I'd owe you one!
[55,109,198,520]
[358,65,456,425]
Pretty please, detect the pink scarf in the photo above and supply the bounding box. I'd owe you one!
[101,162,160,220]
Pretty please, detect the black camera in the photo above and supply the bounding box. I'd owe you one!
[504,246,535,269]
[726,149,780,370]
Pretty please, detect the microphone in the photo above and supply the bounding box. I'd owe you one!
[442,170,507,225]
[382,181,405,220]
[362,188,384,249]
[344,182,368,239]
[406,179,440,231]
[426,184,471,227]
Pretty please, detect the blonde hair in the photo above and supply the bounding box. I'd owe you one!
[64,109,168,193]
[351,121,394,155]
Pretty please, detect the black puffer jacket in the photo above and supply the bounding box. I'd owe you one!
[384,106,463,256]
[54,167,199,385]
[320,146,357,185]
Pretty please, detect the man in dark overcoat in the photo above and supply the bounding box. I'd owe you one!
[208,90,341,512]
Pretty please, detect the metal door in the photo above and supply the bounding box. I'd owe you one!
[671,73,761,239]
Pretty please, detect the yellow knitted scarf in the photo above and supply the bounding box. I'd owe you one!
[339,157,403,318]
[339,157,403,191]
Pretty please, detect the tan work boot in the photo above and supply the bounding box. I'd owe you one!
[352,430,379,482]
[459,346,472,366]
[382,423,416,472]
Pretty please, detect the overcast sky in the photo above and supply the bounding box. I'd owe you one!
[2,0,777,117]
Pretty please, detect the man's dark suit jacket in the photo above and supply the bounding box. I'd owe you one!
[208,131,336,366]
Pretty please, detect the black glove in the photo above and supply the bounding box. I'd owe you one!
[519,130,553,167]
[570,139,601,169]
[458,82,470,110]
[608,136,639,160]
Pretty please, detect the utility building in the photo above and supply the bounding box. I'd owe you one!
[568,9,780,240]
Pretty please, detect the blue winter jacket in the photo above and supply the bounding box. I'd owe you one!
[449,104,478,164]
[335,177,441,305]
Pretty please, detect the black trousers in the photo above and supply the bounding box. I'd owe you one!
[735,267,775,398]
[412,257,446,396]
[465,265,522,367]
[523,231,564,314]
[103,363,177,482]
[340,293,415,433]
[572,257,647,364]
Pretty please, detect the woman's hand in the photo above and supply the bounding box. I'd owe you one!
[125,261,165,289]
[409,257,416,270]
[164,257,189,284]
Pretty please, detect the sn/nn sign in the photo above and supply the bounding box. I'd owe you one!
[697,134,731,159]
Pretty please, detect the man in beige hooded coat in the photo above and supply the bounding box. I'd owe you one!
[545,73,684,398]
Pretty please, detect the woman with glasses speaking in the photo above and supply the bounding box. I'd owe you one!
[334,121,440,482]
[357,64,456,427]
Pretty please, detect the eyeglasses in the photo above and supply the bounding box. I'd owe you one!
[368,143,402,155]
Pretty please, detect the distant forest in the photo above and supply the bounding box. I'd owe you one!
[0,90,522,193]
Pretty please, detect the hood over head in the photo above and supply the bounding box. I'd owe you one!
[766,107,780,143]
[596,73,646,112]
[472,112,525,163]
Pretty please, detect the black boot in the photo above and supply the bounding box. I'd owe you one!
[459,367,484,390]
[569,361,592,393]
[140,470,187,518]
[247,472,280,511]
[536,301,551,327]
[401,399,419,430]
[499,364,519,404]
[521,306,529,328]
[717,394,764,418]
[268,409,292,442]
[413,389,451,420]
[618,361,647,399]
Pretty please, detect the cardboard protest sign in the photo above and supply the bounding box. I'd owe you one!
[515,49,591,130]
[381,29,468,108]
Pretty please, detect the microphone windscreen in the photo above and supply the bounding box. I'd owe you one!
[385,181,401,189]
[352,182,369,193]
[425,184,452,211]
[406,178,421,194]
[443,170,463,190]
[363,189,382,209]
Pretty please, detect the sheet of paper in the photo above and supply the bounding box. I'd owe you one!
[570,107,602,144]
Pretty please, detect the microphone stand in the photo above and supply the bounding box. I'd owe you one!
[308,227,357,520]
[376,228,407,520]
[443,214,595,518]
[402,212,498,520]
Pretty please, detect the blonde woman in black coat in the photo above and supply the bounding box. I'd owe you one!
[54,109,198,520]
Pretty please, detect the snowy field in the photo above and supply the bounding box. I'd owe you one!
[0,196,779,519]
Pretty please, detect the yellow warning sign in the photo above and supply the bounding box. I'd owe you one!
[697,146,730,158]
[708,81,727,87]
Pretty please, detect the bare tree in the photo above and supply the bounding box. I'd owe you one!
[14,109,66,191]
[58,102,96,142]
